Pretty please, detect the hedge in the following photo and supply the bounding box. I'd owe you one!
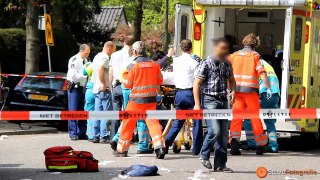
[0,28,26,74]
[0,28,26,53]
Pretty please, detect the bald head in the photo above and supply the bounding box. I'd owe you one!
[103,41,116,56]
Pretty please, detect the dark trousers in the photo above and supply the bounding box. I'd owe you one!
[110,84,123,139]
[68,87,86,138]
[201,95,228,169]
[165,89,203,155]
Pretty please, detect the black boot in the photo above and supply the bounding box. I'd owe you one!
[256,146,268,155]
[137,149,154,154]
[110,140,117,151]
[164,142,170,154]
[230,139,241,155]
[155,148,166,159]
[92,137,100,143]
[113,151,128,157]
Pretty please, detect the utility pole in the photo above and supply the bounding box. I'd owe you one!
[43,4,52,72]
[164,0,169,53]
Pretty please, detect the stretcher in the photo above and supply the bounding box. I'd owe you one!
[148,71,193,153]
[159,74,194,153]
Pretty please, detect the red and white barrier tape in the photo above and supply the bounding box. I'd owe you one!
[1,74,66,79]
[0,109,319,121]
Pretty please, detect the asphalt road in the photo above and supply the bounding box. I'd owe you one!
[0,133,320,180]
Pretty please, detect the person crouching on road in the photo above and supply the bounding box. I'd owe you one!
[66,44,90,141]
[92,41,116,144]
[193,38,236,172]
[83,61,95,141]
[115,41,166,159]
[243,59,280,153]
[165,39,203,155]
[229,33,271,155]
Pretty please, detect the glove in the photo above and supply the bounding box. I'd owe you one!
[266,89,272,99]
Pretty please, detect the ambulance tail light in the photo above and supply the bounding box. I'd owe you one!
[194,22,201,41]
[301,86,306,106]
[305,25,309,44]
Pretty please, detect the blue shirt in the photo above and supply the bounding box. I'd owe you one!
[259,60,280,96]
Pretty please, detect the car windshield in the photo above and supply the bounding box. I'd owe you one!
[20,77,65,91]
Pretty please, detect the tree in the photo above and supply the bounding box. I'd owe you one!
[0,0,26,28]
[134,0,143,41]
[25,0,40,73]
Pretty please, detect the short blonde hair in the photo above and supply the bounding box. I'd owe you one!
[104,41,115,49]
[242,33,260,49]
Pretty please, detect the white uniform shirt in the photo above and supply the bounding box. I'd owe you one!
[173,53,199,89]
[109,46,131,84]
[66,53,87,87]
[92,52,110,94]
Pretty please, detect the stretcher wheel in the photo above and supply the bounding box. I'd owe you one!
[172,143,181,153]
[184,141,191,150]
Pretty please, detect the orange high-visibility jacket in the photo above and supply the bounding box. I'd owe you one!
[229,48,266,93]
[123,56,163,104]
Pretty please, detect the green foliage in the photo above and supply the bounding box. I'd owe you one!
[0,28,26,73]
[0,0,26,28]
[0,28,25,52]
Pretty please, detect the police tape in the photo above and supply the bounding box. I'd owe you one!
[0,108,319,121]
[1,74,66,79]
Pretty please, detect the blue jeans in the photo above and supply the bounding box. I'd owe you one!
[68,87,86,138]
[243,93,279,150]
[165,89,203,155]
[201,95,229,169]
[84,83,95,140]
[93,91,113,139]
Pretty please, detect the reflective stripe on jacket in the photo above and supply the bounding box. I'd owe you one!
[122,56,163,104]
[259,60,280,96]
[229,47,266,93]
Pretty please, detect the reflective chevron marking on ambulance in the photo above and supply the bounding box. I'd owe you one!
[288,94,301,108]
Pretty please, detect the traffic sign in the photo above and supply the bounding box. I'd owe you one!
[44,14,54,46]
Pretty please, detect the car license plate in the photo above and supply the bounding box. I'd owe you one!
[29,94,48,101]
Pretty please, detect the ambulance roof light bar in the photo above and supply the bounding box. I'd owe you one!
[196,0,306,6]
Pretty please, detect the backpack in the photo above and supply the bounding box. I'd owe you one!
[44,146,99,172]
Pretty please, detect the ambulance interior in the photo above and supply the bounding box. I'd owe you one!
[207,8,286,89]
[229,8,285,89]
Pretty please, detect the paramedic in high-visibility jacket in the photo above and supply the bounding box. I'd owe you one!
[115,41,166,159]
[229,34,271,155]
[243,59,280,153]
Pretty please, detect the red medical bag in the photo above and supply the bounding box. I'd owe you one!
[44,146,99,172]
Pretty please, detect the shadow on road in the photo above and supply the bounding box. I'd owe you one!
[278,136,320,151]
[0,167,125,180]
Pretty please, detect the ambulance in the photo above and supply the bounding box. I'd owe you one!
[174,0,320,139]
